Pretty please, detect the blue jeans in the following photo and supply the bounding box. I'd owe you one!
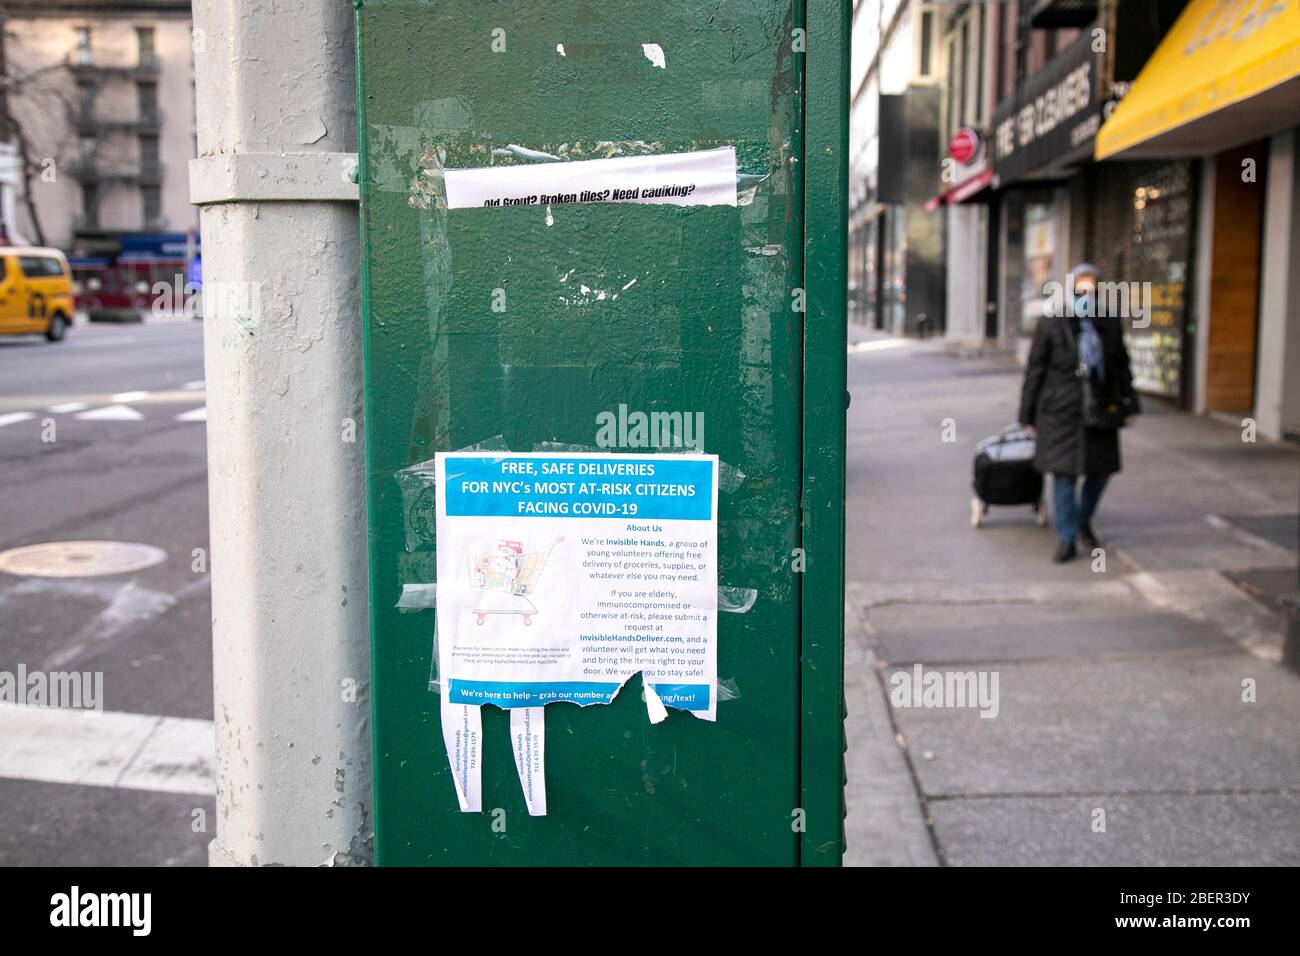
[1053,473,1108,544]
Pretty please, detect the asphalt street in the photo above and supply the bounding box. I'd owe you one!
[0,317,213,866]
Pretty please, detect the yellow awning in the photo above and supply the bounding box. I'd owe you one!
[1096,0,1300,160]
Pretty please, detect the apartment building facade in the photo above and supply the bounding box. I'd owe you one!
[1,0,196,254]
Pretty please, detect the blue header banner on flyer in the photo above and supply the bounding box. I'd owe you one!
[444,455,714,520]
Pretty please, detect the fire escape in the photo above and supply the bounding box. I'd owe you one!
[65,37,163,241]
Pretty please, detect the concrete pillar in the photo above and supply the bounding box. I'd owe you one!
[1192,157,1215,417]
[189,0,370,866]
[944,202,988,346]
[1256,129,1300,442]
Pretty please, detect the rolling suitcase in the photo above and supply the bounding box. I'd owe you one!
[971,426,1048,528]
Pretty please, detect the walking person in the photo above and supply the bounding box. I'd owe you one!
[1018,264,1140,563]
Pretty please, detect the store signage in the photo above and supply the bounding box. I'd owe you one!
[992,31,1101,183]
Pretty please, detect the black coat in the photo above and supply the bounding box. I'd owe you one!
[1018,314,1140,477]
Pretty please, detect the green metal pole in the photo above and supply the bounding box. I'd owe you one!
[799,0,849,866]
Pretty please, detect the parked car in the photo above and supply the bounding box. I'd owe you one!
[0,247,74,341]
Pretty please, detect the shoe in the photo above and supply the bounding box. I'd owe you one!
[1053,541,1077,563]
[1079,522,1100,551]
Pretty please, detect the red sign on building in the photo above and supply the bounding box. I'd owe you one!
[949,127,981,165]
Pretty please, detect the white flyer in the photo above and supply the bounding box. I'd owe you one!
[433,451,720,813]
[442,147,737,210]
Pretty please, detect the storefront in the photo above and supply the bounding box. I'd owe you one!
[1085,159,1196,404]
[1095,0,1300,437]
[848,203,883,331]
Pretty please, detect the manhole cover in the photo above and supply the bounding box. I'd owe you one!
[0,540,167,578]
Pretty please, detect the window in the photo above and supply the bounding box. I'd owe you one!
[975,5,986,126]
[142,186,162,226]
[919,10,933,76]
[136,27,156,65]
[74,26,92,65]
[137,82,157,120]
[958,20,970,127]
[18,256,65,278]
[139,134,160,171]
[946,37,958,141]
[78,82,95,117]
[81,183,99,228]
[79,135,97,160]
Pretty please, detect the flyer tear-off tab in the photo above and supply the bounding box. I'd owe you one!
[441,697,482,812]
[434,451,720,813]
[443,147,738,210]
[510,707,547,816]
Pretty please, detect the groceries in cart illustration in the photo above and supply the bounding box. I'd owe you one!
[468,537,564,626]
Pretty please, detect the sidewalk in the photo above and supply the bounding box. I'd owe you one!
[843,328,1300,866]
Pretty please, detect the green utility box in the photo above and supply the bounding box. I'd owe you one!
[357,0,847,865]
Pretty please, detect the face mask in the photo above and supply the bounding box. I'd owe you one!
[1072,291,1095,318]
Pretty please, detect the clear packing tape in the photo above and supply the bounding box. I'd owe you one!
[397,579,756,617]
[394,436,755,815]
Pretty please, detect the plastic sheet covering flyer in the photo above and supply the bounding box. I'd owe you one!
[434,451,719,814]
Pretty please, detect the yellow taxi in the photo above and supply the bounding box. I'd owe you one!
[0,246,74,342]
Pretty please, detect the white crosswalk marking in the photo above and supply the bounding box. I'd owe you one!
[0,412,35,428]
[75,404,146,421]
[0,703,214,796]
[4,392,210,425]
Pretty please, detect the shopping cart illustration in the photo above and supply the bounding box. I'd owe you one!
[468,537,564,626]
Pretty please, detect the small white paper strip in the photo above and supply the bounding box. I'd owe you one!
[643,681,669,725]
[443,147,738,210]
[510,707,547,816]
[441,698,482,813]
